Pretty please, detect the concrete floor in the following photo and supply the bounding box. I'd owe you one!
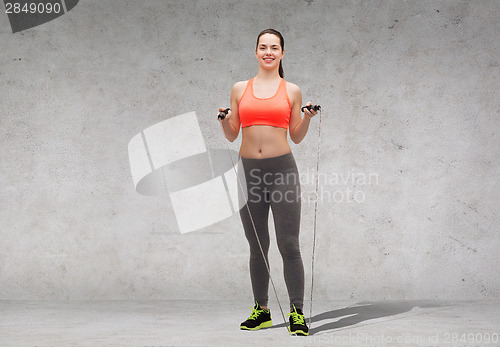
[0,300,499,346]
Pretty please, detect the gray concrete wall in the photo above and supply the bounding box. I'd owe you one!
[1,0,498,301]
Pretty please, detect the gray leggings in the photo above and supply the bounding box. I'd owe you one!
[238,152,304,311]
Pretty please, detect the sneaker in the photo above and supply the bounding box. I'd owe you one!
[240,302,272,331]
[287,305,309,336]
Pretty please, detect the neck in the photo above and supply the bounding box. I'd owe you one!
[256,67,281,81]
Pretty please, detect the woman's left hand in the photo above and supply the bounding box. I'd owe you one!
[304,102,318,119]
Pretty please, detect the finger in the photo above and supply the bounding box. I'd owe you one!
[217,108,226,121]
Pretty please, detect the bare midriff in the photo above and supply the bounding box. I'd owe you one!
[239,125,291,159]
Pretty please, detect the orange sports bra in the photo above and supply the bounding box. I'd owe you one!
[238,77,291,129]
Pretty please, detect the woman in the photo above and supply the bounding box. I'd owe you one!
[218,28,318,336]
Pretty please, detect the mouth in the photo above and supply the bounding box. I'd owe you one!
[263,57,274,62]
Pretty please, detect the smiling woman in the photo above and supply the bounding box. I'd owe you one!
[256,28,286,78]
[217,28,319,336]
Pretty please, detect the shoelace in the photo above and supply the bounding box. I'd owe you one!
[248,306,265,320]
[287,311,305,325]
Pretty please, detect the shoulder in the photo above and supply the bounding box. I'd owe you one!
[232,80,249,91]
[285,81,301,95]
[231,80,250,100]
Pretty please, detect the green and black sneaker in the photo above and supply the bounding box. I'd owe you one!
[240,302,272,331]
[287,305,309,336]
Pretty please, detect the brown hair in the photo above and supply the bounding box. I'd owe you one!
[256,28,285,78]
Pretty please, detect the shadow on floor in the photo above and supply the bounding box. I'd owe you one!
[271,300,451,335]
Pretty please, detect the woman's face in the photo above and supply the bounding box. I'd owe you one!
[255,33,284,72]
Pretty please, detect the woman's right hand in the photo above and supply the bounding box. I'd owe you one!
[218,107,231,122]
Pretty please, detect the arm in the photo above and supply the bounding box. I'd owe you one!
[288,83,317,144]
[219,82,244,142]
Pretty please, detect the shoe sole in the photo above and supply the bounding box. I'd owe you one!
[289,328,309,336]
[240,320,272,331]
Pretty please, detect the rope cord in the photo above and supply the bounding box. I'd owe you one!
[308,108,322,331]
[218,106,322,334]
[218,121,290,333]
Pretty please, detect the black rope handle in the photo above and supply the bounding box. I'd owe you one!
[301,104,321,112]
[218,108,230,120]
